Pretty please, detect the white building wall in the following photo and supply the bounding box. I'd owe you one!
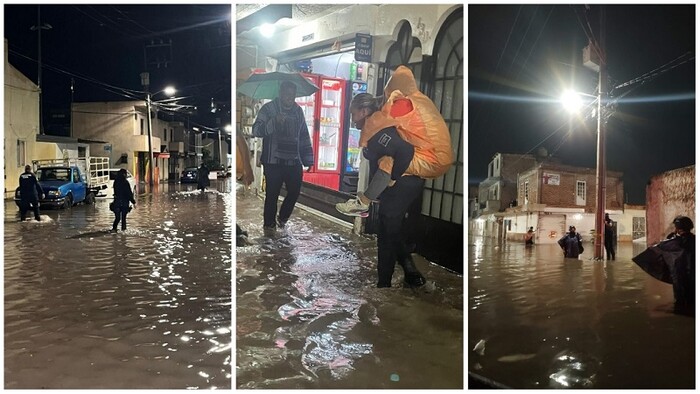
[72,101,164,180]
[258,4,460,60]
[4,39,40,198]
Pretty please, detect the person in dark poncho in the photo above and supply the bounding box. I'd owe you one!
[558,226,583,259]
[111,169,136,232]
[18,165,44,221]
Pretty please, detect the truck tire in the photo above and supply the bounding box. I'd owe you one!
[85,192,95,205]
[63,194,73,209]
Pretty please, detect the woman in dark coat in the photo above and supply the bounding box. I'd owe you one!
[197,163,210,192]
[112,169,136,232]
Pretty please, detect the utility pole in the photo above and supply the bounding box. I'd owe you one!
[594,6,607,260]
[70,78,74,137]
[31,5,51,135]
[141,72,154,187]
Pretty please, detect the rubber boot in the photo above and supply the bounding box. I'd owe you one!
[399,256,426,288]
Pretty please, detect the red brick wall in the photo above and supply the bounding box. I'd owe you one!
[518,166,623,211]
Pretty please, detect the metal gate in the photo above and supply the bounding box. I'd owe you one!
[537,214,566,244]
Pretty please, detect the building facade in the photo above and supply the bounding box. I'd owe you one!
[477,153,538,215]
[71,100,182,183]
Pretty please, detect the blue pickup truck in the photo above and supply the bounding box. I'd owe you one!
[15,158,110,209]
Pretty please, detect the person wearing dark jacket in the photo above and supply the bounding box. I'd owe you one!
[558,226,583,259]
[18,165,44,221]
[112,168,136,232]
[666,216,695,313]
[252,80,314,234]
[197,163,210,192]
[604,213,616,260]
[348,93,426,288]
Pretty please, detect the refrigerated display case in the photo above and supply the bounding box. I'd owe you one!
[298,75,347,190]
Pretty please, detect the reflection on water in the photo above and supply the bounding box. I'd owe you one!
[236,190,463,389]
[5,181,232,389]
[468,235,694,389]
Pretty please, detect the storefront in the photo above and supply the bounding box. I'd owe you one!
[237,4,463,271]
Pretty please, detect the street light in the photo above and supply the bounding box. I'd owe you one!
[560,7,607,260]
[140,71,176,187]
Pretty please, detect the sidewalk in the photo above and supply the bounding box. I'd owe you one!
[235,188,464,389]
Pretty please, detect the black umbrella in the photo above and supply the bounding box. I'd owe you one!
[237,72,319,99]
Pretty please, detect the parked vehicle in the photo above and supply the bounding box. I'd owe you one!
[14,157,110,209]
[95,168,137,199]
[217,165,232,178]
[180,167,198,183]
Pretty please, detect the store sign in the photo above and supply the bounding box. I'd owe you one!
[355,33,372,62]
[542,172,560,185]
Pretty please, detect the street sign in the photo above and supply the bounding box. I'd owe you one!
[355,33,372,62]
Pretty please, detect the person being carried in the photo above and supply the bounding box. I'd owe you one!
[111,168,136,232]
[558,226,583,259]
[18,165,44,222]
[336,66,453,217]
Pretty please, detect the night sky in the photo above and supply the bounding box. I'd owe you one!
[4,4,231,133]
[468,5,695,205]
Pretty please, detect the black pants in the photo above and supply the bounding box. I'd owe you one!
[604,234,615,259]
[263,163,302,228]
[20,198,40,221]
[112,202,129,230]
[376,175,425,287]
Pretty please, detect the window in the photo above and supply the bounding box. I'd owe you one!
[576,181,586,205]
[633,217,646,240]
[16,140,26,167]
[73,169,80,183]
[164,128,167,141]
[524,181,530,202]
[140,119,145,135]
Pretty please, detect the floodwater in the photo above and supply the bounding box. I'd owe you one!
[4,180,232,389]
[235,189,464,389]
[468,235,695,389]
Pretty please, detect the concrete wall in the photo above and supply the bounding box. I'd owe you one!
[646,165,695,245]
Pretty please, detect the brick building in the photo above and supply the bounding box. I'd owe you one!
[517,163,624,211]
[477,153,538,214]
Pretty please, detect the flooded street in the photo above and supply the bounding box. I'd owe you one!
[236,189,463,389]
[4,180,232,389]
[468,235,694,389]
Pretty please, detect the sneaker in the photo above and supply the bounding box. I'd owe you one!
[336,197,370,217]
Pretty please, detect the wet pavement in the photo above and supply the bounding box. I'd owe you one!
[468,235,695,389]
[235,187,464,389]
[4,180,232,389]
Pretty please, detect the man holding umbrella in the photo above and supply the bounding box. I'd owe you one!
[251,80,314,235]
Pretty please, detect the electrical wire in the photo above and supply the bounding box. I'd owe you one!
[614,52,694,89]
[515,5,554,80]
[507,6,539,74]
